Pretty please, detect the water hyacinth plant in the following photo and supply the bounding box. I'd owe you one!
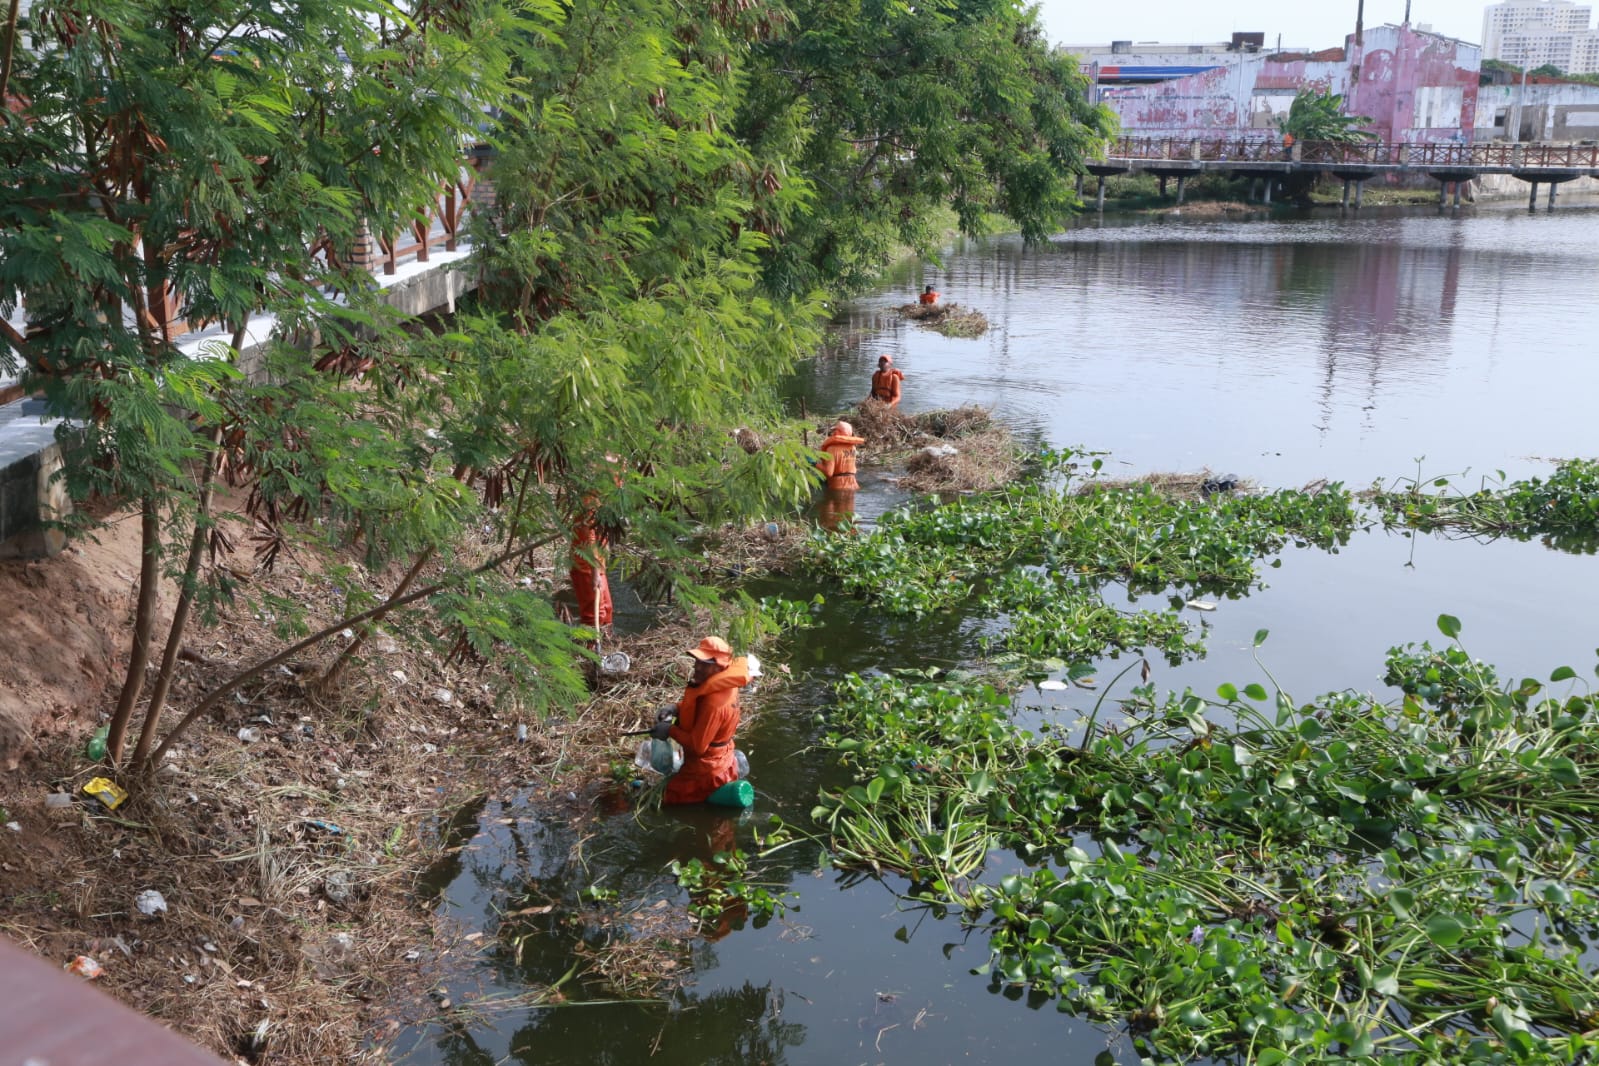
[811,617,1599,1064]
[805,448,1356,668]
[1370,460,1599,549]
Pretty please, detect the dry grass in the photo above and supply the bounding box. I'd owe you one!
[895,302,990,337]
[899,427,1020,493]
[1078,469,1258,501]
[846,401,1018,493]
[702,520,809,578]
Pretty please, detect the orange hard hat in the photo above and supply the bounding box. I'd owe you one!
[687,635,732,666]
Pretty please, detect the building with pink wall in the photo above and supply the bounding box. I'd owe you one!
[1097,24,1481,143]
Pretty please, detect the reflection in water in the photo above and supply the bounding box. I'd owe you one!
[807,206,1599,489]
[816,487,856,532]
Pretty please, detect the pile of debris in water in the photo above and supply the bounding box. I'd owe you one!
[895,302,989,338]
[849,402,1017,493]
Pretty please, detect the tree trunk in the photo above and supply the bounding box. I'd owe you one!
[105,497,161,764]
[129,426,224,766]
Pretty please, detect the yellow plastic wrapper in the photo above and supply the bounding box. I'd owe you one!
[82,777,129,810]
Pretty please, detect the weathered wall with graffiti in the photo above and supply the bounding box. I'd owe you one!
[1105,24,1481,143]
[1348,24,1481,143]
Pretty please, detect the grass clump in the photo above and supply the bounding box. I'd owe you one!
[812,614,1599,1064]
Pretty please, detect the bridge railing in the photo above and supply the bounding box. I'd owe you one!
[1104,138,1599,169]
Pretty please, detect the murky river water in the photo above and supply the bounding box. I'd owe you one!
[396,202,1599,1065]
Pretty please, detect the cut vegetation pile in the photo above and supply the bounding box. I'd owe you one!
[895,302,990,337]
[848,401,1019,493]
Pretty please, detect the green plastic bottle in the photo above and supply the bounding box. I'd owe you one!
[86,725,108,762]
[706,779,754,809]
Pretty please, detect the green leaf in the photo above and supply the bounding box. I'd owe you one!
[1216,682,1238,701]
[1243,683,1268,701]
[1253,628,1269,647]
[1424,913,1466,947]
[1551,665,1577,682]
[1436,613,1462,639]
[1371,965,1400,997]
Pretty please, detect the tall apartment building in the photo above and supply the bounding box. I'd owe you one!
[1482,0,1599,73]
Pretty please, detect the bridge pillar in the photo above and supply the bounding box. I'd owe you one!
[1355,182,1364,208]
[1262,180,1272,205]
[1438,181,1448,208]
[1158,175,1168,198]
[1341,180,1351,208]
[1549,182,1558,207]
[1176,174,1187,205]
[1454,182,1464,209]
[1528,181,1539,210]
[1096,174,1106,211]
[1075,173,1085,196]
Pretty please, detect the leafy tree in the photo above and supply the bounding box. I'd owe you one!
[0,0,526,765]
[0,0,1118,774]
[458,0,827,613]
[1277,88,1376,144]
[1530,62,1565,77]
[736,0,1115,294]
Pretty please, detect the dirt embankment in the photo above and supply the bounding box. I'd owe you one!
[0,516,155,767]
[0,506,788,1064]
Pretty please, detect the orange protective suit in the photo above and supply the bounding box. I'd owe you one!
[869,367,903,407]
[664,657,750,805]
[816,429,865,491]
[569,512,613,629]
[918,289,940,305]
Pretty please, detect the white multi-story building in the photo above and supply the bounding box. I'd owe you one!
[1482,0,1599,72]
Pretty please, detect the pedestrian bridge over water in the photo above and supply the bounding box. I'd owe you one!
[1088,138,1599,209]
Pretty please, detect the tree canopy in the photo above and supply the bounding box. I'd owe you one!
[0,0,1112,767]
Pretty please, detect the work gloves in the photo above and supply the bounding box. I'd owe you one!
[649,702,676,741]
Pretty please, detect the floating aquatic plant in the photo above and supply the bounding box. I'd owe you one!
[812,617,1599,1064]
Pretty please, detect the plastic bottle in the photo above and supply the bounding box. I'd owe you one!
[86,725,109,761]
[733,749,750,779]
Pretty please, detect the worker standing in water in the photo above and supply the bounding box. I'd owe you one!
[815,419,865,532]
[567,455,623,633]
[816,419,864,490]
[868,354,903,409]
[918,283,940,306]
[651,636,750,805]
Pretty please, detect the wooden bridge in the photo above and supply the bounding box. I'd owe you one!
[1087,137,1599,209]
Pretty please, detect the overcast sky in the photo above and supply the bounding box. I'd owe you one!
[1032,0,1488,51]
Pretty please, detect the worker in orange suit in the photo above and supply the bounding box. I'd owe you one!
[568,455,622,632]
[868,354,903,408]
[652,637,750,805]
[816,419,865,491]
[815,419,864,533]
[569,517,612,631]
[918,284,940,305]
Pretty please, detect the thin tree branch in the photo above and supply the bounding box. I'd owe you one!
[146,530,564,766]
